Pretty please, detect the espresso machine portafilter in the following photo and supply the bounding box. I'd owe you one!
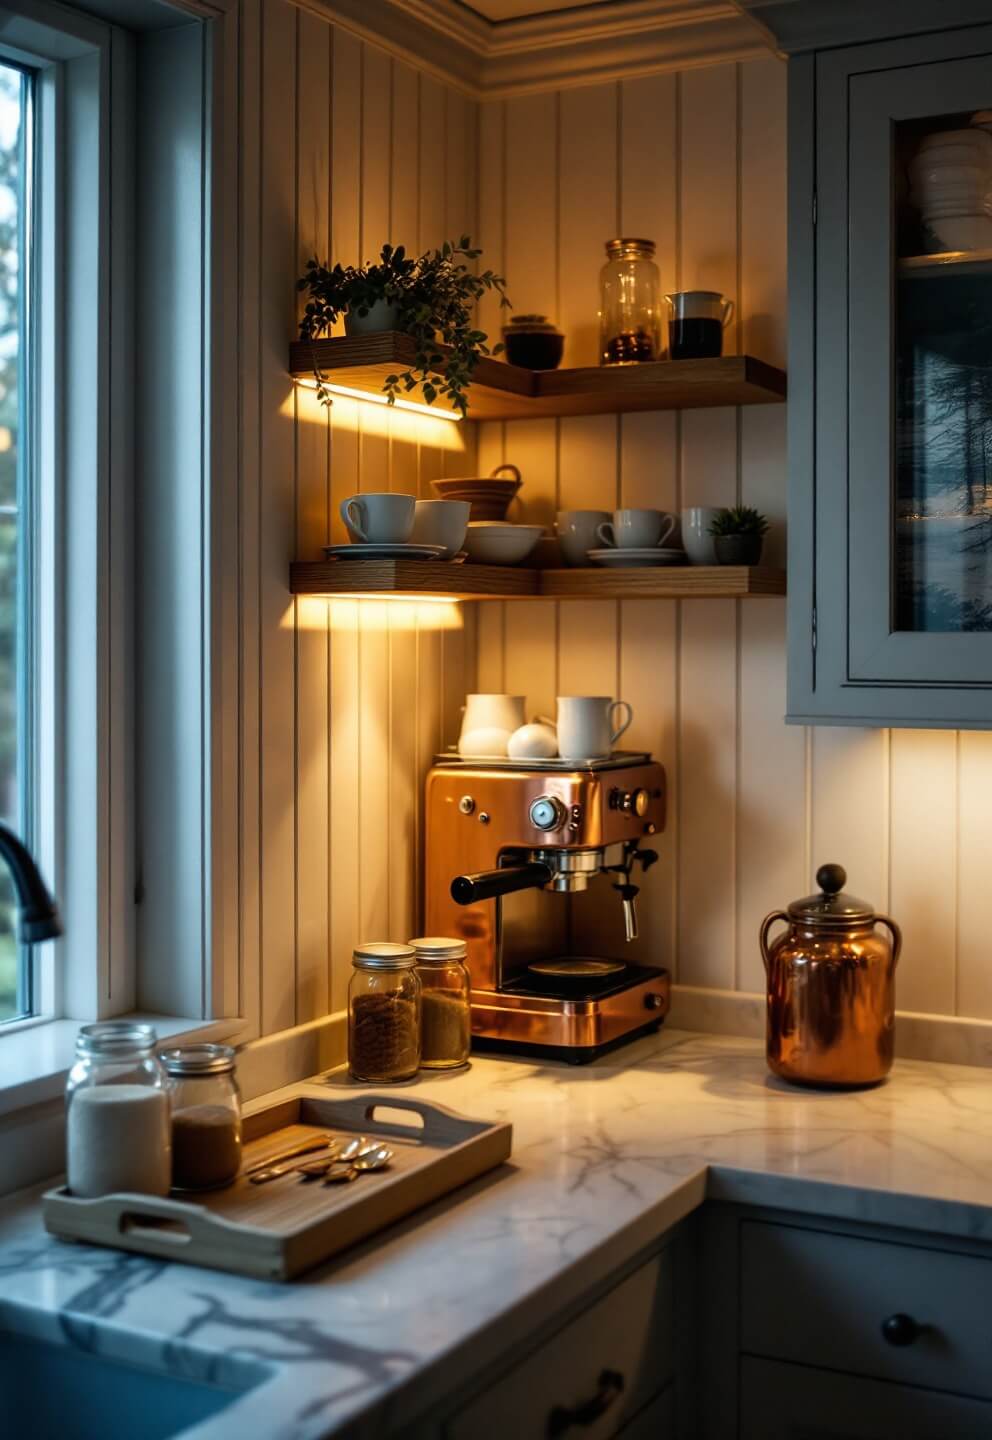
[425,757,670,1062]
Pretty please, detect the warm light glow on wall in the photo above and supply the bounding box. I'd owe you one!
[288,385,465,452]
[293,596,463,633]
[294,377,461,421]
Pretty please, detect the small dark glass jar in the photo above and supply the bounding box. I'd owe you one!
[502,315,565,370]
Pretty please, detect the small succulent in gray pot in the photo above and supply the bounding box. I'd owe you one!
[708,505,769,565]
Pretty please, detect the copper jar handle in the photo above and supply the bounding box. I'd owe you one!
[875,914,902,973]
[759,910,789,974]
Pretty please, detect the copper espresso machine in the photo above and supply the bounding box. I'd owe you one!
[425,754,670,1063]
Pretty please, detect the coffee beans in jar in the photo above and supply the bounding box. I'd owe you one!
[349,944,421,1083]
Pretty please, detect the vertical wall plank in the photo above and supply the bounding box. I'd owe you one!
[327,24,362,1005]
[889,731,957,1015]
[505,93,557,313]
[957,732,992,1018]
[810,729,889,912]
[258,0,298,1033]
[559,84,615,367]
[238,0,263,1034]
[675,65,740,991]
[294,10,331,1021]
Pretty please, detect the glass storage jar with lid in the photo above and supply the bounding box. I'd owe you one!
[348,943,421,1083]
[161,1044,242,1190]
[65,1022,171,1197]
[599,238,662,365]
[409,936,471,1070]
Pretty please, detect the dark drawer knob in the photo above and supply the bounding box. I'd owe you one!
[881,1312,922,1347]
[547,1369,625,1435]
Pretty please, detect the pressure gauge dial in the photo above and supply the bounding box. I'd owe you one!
[529,795,567,831]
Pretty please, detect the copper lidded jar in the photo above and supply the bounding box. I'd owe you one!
[760,864,901,1089]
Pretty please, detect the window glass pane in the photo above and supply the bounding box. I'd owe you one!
[895,111,992,632]
[0,64,26,1021]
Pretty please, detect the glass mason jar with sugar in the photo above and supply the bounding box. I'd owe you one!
[409,936,471,1069]
[65,1022,171,1197]
[162,1043,242,1191]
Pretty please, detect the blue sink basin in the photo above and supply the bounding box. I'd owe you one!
[0,1328,259,1439]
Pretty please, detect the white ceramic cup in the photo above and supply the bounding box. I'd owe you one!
[458,727,512,758]
[556,696,633,761]
[681,507,719,565]
[461,694,526,740]
[596,509,676,550]
[556,509,612,567]
[410,499,470,558]
[340,492,416,544]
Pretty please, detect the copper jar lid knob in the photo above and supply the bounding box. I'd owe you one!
[816,862,846,894]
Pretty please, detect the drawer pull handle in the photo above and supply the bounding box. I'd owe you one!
[881,1313,922,1347]
[547,1369,625,1435]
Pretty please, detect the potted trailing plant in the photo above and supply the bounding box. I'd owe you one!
[708,505,770,565]
[297,237,510,418]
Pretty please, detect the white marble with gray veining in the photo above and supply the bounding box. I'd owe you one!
[4,1029,992,1440]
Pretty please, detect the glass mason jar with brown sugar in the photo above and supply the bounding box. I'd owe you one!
[409,936,471,1070]
[161,1043,242,1191]
[599,238,662,365]
[349,943,422,1083]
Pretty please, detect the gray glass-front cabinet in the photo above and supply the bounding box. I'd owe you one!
[788,23,992,727]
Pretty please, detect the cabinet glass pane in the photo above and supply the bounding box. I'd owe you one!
[895,111,992,633]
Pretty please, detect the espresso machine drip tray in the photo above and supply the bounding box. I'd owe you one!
[433,750,651,772]
[507,961,663,1004]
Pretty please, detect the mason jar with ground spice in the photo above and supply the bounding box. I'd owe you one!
[349,943,421,1083]
[409,937,471,1070]
[161,1044,242,1191]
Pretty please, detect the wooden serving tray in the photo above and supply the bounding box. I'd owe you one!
[43,1091,512,1281]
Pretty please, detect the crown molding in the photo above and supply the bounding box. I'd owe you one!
[733,0,992,53]
[308,0,775,98]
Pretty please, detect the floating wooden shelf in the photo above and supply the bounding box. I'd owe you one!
[539,566,786,599]
[288,333,787,421]
[290,561,786,601]
[899,248,992,278]
[290,560,539,599]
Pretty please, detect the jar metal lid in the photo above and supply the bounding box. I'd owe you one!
[605,237,656,258]
[408,936,468,962]
[503,314,561,334]
[161,1043,237,1077]
[786,864,876,927]
[352,941,418,970]
[75,1021,159,1057]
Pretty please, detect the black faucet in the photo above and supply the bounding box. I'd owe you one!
[0,820,61,942]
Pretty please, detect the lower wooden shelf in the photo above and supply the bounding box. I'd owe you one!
[290,561,785,601]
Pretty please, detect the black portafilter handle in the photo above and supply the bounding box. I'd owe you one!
[451,863,553,906]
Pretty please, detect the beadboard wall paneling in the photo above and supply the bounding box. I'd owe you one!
[474,53,992,1019]
[240,0,480,1034]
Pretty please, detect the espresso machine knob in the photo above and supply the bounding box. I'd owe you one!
[613,786,650,819]
[529,795,567,831]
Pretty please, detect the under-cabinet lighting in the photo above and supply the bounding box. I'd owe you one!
[295,378,462,422]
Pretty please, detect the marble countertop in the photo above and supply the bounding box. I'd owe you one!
[4,1028,992,1440]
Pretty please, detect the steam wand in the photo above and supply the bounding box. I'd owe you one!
[606,846,659,943]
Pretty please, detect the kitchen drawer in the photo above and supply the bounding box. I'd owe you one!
[740,1356,992,1440]
[741,1221,992,1400]
[444,1251,674,1440]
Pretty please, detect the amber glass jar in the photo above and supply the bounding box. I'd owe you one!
[599,238,662,364]
[348,943,421,1083]
[409,937,471,1069]
[760,864,901,1089]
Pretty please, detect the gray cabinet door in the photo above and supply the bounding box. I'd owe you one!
[789,23,992,726]
[740,1357,992,1440]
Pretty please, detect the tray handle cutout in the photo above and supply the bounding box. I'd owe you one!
[363,1098,426,1132]
[120,1212,193,1246]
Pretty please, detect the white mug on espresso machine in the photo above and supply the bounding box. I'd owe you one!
[556,696,633,762]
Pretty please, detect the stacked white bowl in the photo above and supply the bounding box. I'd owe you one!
[910,114,992,254]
